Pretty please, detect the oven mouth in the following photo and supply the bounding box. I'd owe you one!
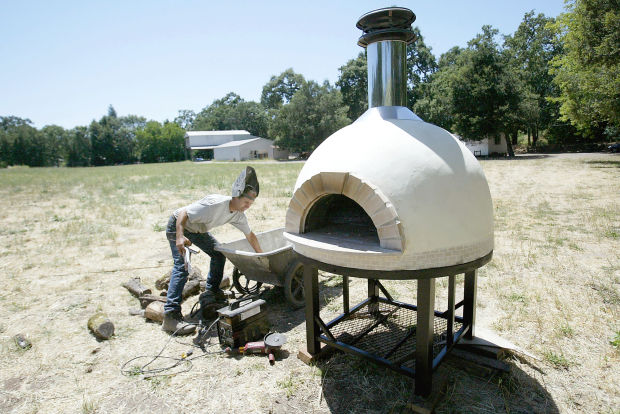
[304,194,379,246]
[285,172,404,252]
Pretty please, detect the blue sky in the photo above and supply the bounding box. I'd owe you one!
[0,1,567,129]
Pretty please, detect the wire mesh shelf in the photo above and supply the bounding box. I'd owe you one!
[323,300,463,372]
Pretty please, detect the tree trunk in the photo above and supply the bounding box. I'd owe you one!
[527,127,531,147]
[505,133,515,158]
[87,313,114,340]
[122,277,151,298]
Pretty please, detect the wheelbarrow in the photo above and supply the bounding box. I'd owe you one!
[215,228,305,308]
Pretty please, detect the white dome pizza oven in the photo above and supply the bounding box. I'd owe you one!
[283,9,494,272]
[289,7,496,398]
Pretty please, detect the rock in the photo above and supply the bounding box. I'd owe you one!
[13,334,31,350]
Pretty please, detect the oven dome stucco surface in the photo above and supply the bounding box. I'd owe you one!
[287,109,494,271]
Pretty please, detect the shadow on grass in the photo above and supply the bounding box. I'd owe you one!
[481,154,551,161]
[584,160,620,168]
[259,277,559,414]
[310,352,559,414]
[258,275,345,333]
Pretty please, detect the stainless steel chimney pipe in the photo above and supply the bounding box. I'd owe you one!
[367,40,408,108]
[356,7,416,109]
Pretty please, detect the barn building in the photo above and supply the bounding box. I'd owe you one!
[185,130,288,161]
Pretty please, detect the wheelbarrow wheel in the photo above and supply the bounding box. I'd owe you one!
[284,261,305,309]
[232,267,262,295]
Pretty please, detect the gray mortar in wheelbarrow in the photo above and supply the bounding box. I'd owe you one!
[215,228,305,308]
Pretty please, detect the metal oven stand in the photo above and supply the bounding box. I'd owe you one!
[298,252,492,397]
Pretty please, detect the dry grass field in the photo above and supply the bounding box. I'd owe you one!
[0,154,618,413]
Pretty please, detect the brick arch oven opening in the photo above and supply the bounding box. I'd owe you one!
[285,172,404,252]
[304,194,379,245]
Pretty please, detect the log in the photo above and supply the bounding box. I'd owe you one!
[145,301,165,322]
[87,313,114,340]
[155,271,171,291]
[122,277,151,298]
[182,279,201,300]
[139,294,167,308]
[155,266,203,291]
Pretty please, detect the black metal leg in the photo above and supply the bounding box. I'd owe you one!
[415,278,436,397]
[447,275,456,347]
[343,275,349,314]
[463,270,477,340]
[368,279,380,314]
[368,278,379,298]
[304,265,320,355]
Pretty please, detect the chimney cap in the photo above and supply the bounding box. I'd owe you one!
[356,7,416,47]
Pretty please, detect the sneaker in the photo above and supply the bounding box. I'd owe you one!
[162,310,196,335]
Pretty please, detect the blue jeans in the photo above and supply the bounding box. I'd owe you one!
[164,215,226,314]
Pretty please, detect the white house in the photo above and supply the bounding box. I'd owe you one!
[185,130,288,161]
[455,134,508,157]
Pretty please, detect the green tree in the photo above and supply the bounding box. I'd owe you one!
[260,69,306,110]
[336,28,438,120]
[174,109,196,130]
[0,116,33,165]
[135,121,163,163]
[451,26,522,156]
[504,11,563,146]
[269,81,350,152]
[549,0,620,136]
[0,116,52,166]
[64,126,91,167]
[135,121,186,163]
[161,121,186,161]
[40,125,67,166]
[89,106,118,166]
[337,52,368,120]
[415,28,522,156]
[413,46,463,128]
[194,93,269,137]
[13,124,46,166]
[407,27,438,108]
[89,106,137,165]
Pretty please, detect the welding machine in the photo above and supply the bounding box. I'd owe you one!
[216,297,270,348]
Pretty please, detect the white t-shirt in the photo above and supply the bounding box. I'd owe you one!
[174,194,251,235]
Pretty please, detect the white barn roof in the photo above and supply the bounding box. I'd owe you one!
[216,138,262,148]
[185,130,250,136]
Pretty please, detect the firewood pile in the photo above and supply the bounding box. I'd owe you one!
[121,266,207,323]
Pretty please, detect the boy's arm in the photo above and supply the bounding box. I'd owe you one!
[175,209,192,255]
[245,231,263,253]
